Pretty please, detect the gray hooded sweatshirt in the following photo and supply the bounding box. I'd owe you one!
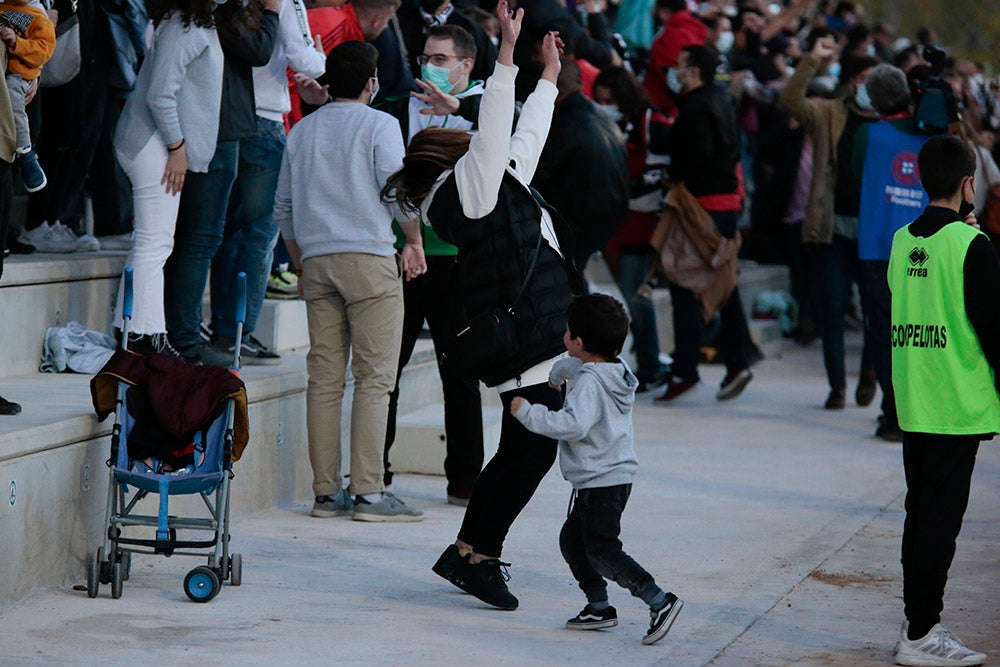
[514,357,639,489]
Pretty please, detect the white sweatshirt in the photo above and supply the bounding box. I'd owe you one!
[253,0,326,123]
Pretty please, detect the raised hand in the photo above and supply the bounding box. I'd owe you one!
[495,0,523,65]
[811,35,837,60]
[413,78,461,116]
[540,31,564,84]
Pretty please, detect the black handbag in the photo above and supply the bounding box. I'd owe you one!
[451,228,544,377]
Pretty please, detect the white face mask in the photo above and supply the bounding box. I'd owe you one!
[715,31,735,53]
[369,76,380,104]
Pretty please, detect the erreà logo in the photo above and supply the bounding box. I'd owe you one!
[907,247,929,277]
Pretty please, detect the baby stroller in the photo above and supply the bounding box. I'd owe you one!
[86,268,250,602]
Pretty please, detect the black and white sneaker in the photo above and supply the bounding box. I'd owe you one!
[449,558,518,610]
[565,604,618,630]
[216,335,281,366]
[642,593,682,645]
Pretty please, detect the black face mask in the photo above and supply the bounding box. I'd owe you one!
[959,198,975,219]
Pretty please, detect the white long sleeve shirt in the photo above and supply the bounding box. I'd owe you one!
[421,62,567,393]
[253,0,326,123]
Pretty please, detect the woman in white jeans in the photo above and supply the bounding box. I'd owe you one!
[112,0,224,351]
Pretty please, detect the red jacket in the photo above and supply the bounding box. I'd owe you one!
[643,10,706,115]
[286,4,365,126]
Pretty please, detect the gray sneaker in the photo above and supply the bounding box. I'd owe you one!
[310,490,353,518]
[352,492,424,522]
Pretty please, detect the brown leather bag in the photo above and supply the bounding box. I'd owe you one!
[650,182,741,322]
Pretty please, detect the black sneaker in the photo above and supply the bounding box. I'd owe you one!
[432,544,468,583]
[216,335,280,366]
[449,558,519,610]
[642,593,682,645]
[175,340,234,368]
[0,395,21,415]
[566,604,618,630]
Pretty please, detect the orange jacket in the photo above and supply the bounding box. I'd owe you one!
[0,4,55,80]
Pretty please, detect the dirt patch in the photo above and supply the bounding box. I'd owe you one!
[808,569,895,589]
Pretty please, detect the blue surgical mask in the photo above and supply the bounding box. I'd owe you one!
[421,61,462,94]
[855,82,873,112]
[597,103,623,124]
[667,67,683,94]
[866,43,876,57]
[827,61,841,80]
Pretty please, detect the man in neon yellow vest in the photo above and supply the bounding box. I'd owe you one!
[888,135,1000,667]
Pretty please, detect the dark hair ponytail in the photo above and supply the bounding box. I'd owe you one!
[381,128,472,217]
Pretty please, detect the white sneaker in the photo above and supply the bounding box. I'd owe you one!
[894,622,987,666]
[97,232,134,251]
[75,233,101,252]
[19,222,78,253]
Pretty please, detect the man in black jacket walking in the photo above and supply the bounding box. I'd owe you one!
[658,44,759,403]
[533,58,628,272]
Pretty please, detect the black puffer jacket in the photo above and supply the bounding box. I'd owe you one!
[427,171,583,386]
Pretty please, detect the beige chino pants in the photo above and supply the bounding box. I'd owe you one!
[301,252,403,497]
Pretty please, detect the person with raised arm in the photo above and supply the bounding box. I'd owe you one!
[382,1,582,611]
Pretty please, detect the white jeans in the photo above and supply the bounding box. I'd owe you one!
[114,134,180,335]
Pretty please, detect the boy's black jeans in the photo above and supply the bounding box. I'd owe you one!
[560,484,662,607]
[901,434,979,639]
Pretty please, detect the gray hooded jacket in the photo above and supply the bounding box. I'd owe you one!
[514,357,639,489]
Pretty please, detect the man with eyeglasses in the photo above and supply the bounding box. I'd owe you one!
[396,0,497,83]
[378,23,489,508]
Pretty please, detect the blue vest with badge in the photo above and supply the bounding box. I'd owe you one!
[858,121,931,261]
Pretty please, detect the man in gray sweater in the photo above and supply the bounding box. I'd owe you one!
[275,41,426,522]
[511,294,682,645]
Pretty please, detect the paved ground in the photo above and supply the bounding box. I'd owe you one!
[1,336,997,666]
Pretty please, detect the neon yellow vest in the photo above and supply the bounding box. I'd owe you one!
[888,221,1000,435]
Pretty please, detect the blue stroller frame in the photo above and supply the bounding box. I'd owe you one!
[87,268,248,602]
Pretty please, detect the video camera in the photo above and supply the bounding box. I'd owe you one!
[909,45,960,134]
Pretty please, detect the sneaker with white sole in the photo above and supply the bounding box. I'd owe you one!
[716,368,753,400]
[894,622,987,666]
[19,222,78,253]
[16,150,46,192]
[566,604,618,630]
[216,335,280,366]
[352,492,424,522]
[75,233,101,252]
[642,593,682,645]
[266,267,299,299]
[310,490,353,517]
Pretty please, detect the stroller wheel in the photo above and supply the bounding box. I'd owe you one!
[86,555,100,598]
[118,550,132,582]
[184,566,220,603]
[97,546,110,585]
[110,563,124,599]
[229,553,242,587]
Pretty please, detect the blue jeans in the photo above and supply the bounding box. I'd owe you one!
[812,234,872,389]
[669,210,757,380]
[164,141,239,348]
[211,118,285,339]
[615,251,666,380]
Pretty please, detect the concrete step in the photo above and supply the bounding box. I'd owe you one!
[389,402,501,476]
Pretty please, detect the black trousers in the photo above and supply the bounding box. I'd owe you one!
[901,434,979,638]
[457,382,562,557]
[863,261,897,423]
[560,484,661,605]
[383,255,484,490]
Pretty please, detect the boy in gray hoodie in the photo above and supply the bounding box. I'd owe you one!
[511,294,682,645]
